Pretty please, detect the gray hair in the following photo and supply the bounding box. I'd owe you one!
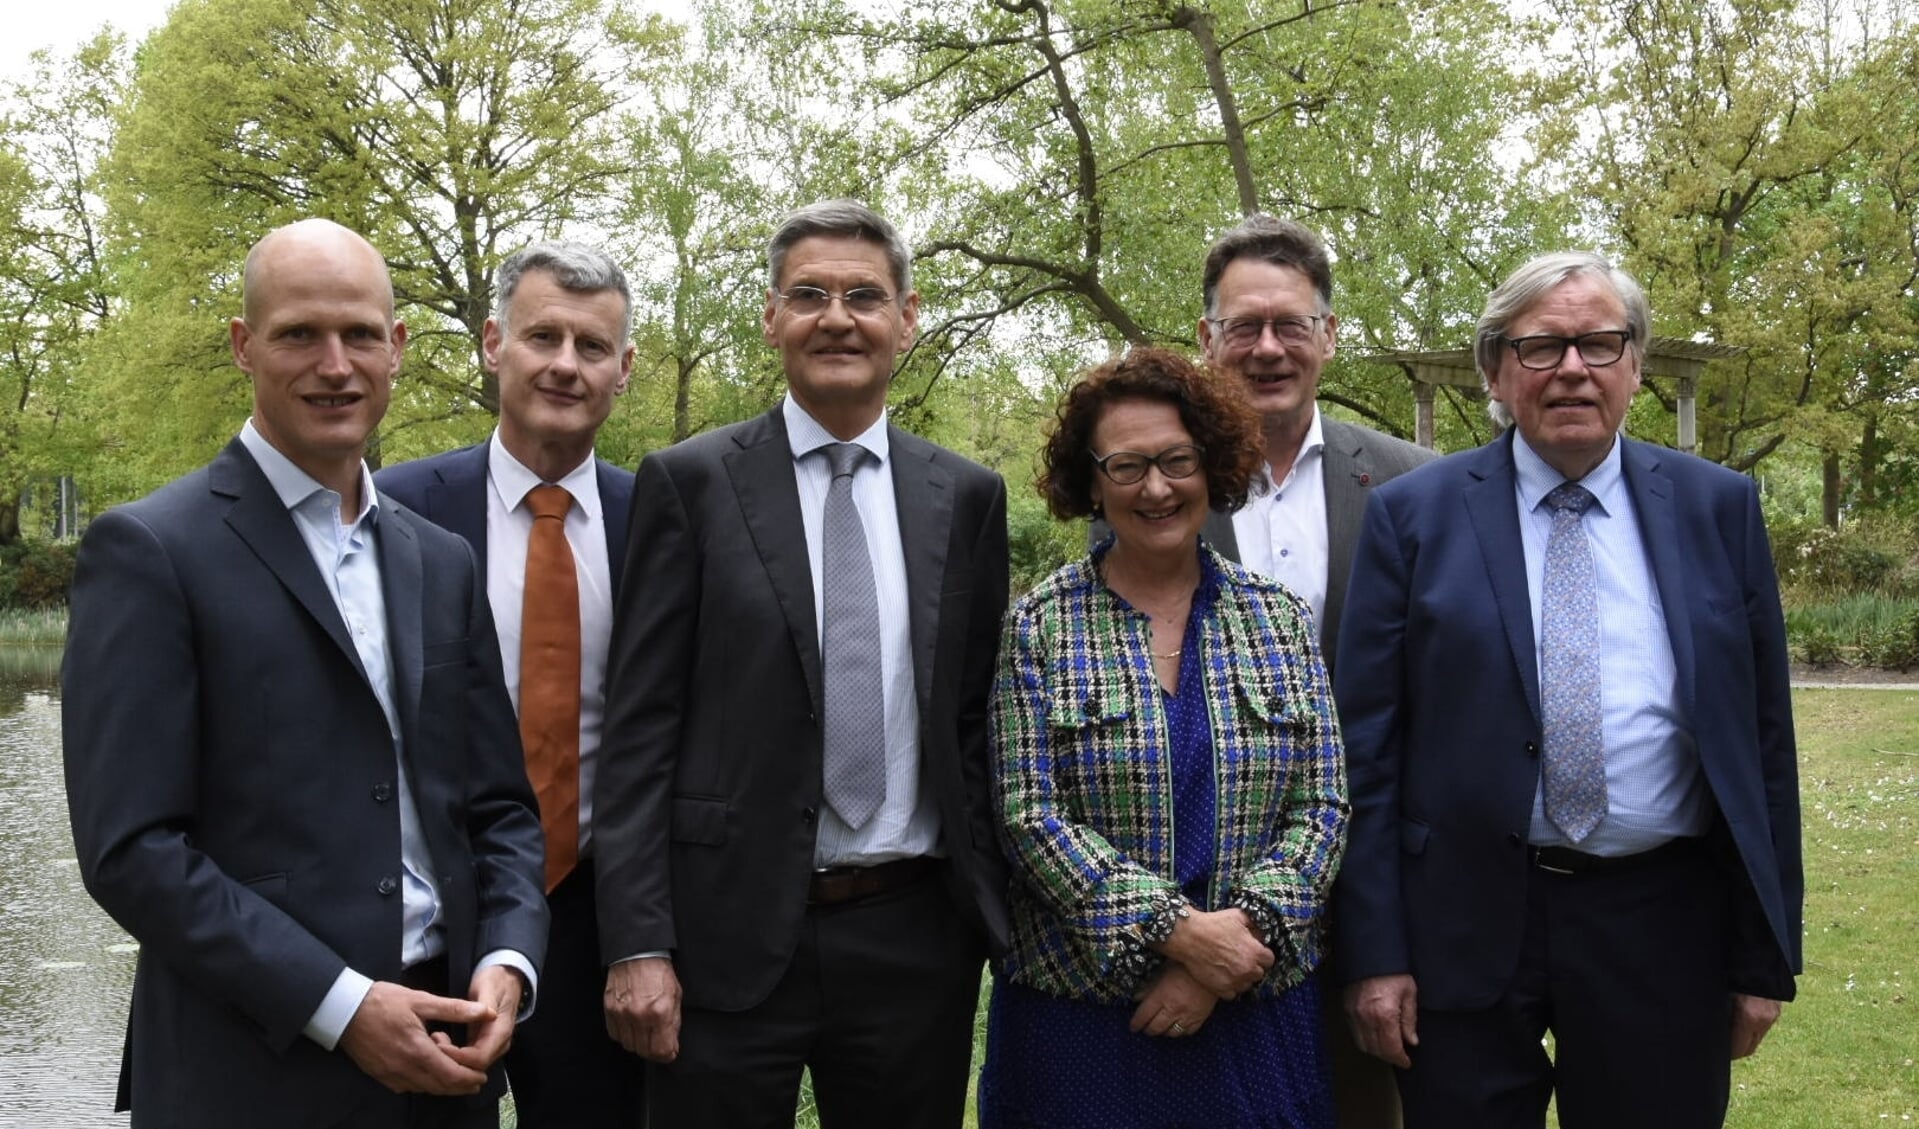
[767,200,912,298]
[495,241,633,345]
[1475,251,1650,428]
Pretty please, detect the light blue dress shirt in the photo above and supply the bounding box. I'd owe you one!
[1511,434,1711,855]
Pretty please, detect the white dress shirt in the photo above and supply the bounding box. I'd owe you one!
[1231,407,1330,626]
[484,432,615,859]
[1511,433,1711,855]
[238,422,535,1048]
[783,394,940,868]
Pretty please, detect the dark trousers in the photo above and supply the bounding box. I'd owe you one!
[507,860,648,1128]
[1398,839,1733,1129]
[1320,965,1403,1128]
[647,873,986,1129]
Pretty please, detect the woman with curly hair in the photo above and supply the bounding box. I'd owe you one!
[978,346,1347,1128]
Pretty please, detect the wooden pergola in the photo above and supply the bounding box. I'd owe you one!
[1367,337,1747,453]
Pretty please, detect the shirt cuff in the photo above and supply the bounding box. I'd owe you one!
[476,949,539,1021]
[303,967,375,1051]
[613,951,672,963]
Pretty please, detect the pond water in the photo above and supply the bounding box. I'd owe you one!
[0,648,136,1126]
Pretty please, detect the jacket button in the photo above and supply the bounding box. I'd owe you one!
[377,875,399,896]
[802,807,818,824]
[1507,832,1523,847]
[371,783,394,802]
[1524,741,1539,759]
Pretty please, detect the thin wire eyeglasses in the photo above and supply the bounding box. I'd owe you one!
[1092,444,1205,485]
[1206,315,1322,349]
[1498,329,1633,370]
[775,285,895,317]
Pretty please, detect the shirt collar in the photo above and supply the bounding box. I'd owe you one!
[486,430,603,518]
[782,392,891,465]
[1252,406,1325,496]
[1512,429,1622,517]
[239,419,380,525]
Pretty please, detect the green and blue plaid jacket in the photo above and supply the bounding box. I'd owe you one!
[991,544,1348,1004]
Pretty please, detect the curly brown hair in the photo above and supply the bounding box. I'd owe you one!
[1039,346,1265,521]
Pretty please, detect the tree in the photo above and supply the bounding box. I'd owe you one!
[91,0,672,494]
[0,33,126,538]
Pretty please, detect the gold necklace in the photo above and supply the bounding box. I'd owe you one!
[1151,647,1182,660]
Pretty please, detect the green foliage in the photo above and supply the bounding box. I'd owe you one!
[1775,513,1919,599]
[0,540,76,609]
[1856,611,1919,670]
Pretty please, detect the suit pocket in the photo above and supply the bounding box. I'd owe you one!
[1399,820,1430,856]
[422,639,466,669]
[671,795,729,846]
[240,871,289,905]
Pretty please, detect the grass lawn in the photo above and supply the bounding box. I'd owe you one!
[517,687,1919,1128]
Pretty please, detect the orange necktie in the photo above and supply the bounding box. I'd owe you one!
[520,484,580,893]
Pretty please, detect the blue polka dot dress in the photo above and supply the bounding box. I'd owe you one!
[978,572,1335,1129]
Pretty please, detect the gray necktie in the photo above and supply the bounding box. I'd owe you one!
[1541,482,1607,842]
[820,442,887,829]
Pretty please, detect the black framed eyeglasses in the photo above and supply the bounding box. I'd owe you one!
[1499,329,1633,370]
[776,285,895,317]
[1092,444,1205,485]
[1206,315,1323,349]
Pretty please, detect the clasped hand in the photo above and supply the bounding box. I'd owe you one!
[339,965,522,1096]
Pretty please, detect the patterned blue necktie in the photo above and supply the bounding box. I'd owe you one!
[820,442,887,829]
[1542,482,1606,842]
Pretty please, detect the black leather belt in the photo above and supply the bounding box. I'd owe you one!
[808,857,939,906]
[1530,836,1700,876]
[398,954,449,993]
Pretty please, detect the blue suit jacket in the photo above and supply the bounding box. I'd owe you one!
[1331,432,1802,1009]
[373,441,635,597]
[63,439,548,1128]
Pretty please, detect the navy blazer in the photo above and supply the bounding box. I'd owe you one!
[1331,432,1802,1009]
[374,441,636,595]
[63,439,548,1127]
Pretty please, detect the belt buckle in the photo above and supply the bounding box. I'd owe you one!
[1532,848,1576,875]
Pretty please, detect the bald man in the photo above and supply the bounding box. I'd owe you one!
[63,218,548,1128]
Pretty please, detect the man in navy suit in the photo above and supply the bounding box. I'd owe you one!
[1334,252,1801,1128]
[378,242,641,1128]
[64,218,547,1128]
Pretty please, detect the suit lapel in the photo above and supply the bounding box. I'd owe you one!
[1200,510,1238,560]
[598,459,634,596]
[420,444,492,590]
[1319,419,1370,654]
[726,409,826,712]
[1463,434,1542,723]
[1621,439,1696,725]
[891,427,953,718]
[377,505,427,748]
[214,441,369,684]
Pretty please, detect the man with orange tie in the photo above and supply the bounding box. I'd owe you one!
[378,241,642,1127]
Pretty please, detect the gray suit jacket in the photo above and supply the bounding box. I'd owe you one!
[63,438,548,1128]
[593,407,1012,1011]
[1096,416,1434,675]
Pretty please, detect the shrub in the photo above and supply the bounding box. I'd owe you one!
[1794,623,1846,667]
[1857,611,1919,671]
[0,540,78,608]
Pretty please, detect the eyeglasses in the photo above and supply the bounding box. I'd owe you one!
[1499,329,1633,370]
[775,285,895,317]
[1206,315,1323,349]
[1092,444,1205,485]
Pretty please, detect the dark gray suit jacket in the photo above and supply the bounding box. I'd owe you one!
[1096,416,1434,675]
[593,406,1012,1011]
[63,438,548,1128]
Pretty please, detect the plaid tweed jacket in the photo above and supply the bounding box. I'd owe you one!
[991,544,1348,1005]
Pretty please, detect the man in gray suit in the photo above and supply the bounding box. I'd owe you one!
[63,218,547,1128]
[1196,215,1434,1127]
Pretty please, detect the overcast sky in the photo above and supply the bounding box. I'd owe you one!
[7,0,172,79]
